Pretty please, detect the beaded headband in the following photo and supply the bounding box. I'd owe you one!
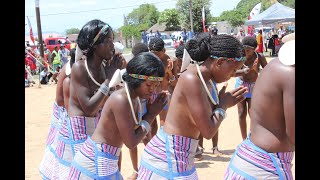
[210,55,246,62]
[129,74,163,81]
[91,24,110,46]
[243,45,256,49]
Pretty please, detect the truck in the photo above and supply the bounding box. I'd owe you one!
[44,37,72,52]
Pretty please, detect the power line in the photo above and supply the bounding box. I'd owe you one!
[26,0,176,17]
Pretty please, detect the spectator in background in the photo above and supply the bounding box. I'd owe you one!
[52,46,61,72]
[212,26,218,36]
[181,28,187,42]
[39,67,53,84]
[268,34,276,56]
[25,47,37,75]
[256,30,263,53]
[277,25,286,38]
[58,44,69,67]
[70,40,77,49]
[236,29,245,42]
[44,46,52,66]
[141,30,148,45]
[156,30,161,38]
[187,29,194,41]
[147,30,155,44]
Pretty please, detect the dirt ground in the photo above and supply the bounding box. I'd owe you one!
[25,57,294,179]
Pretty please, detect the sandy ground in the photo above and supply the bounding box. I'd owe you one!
[25,57,294,179]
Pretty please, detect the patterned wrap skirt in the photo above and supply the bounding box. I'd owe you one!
[38,102,66,179]
[68,136,122,179]
[224,135,294,180]
[138,127,199,180]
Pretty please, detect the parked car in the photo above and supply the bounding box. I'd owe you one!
[160,33,174,48]
[44,37,72,52]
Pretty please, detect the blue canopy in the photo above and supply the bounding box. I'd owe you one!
[245,3,295,26]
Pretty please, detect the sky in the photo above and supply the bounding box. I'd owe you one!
[25,0,241,35]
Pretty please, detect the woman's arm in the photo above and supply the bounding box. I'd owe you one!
[71,62,108,116]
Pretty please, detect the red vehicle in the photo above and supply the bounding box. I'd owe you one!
[44,37,72,52]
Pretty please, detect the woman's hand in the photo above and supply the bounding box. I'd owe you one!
[218,83,248,110]
[252,58,259,73]
[146,91,169,116]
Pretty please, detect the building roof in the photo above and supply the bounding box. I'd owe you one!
[147,22,167,32]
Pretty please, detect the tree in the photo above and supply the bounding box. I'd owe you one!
[65,28,80,35]
[280,0,295,8]
[158,9,180,31]
[120,23,148,48]
[127,4,160,27]
[218,10,246,27]
[176,0,212,32]
[217,0,295,28]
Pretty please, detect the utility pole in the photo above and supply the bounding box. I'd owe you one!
[189,0,194,32]
[35,0,44,60]
[35,0,44,87]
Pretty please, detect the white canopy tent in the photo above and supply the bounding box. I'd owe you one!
[245,3,295,26]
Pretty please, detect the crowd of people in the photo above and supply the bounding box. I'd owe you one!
[235,24,293,57]
[141,28,194,47]
[36,18,295,180]
[25,43,71,87]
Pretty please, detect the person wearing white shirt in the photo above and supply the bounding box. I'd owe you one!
[236,29,246,42]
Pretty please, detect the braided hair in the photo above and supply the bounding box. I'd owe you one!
[242,36,258,48]
[132,43,149,57]
[186,33,245,62]
[122,52,165,90]
[77,19,113,58]
[148,37,164,52]
[175,45,184,58]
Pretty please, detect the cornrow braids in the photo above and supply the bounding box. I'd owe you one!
[148,37,164,52]
[242,36,258,48]
[132,43,149,57]
[185,34,245,62]
[185,33,211,62]
[209,34,244,58]
[175,45,184,58]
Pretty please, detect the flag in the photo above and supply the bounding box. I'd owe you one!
[202,6,207,32]
[247,3,261,36]
[27,16,35,45]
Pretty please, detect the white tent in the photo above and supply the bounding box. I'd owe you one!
[245,3,295,26]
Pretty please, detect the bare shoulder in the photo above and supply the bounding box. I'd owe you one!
[178,71,202,93]
[179,71,200,85]
[108,89,130,109]
[71,60,86,79]
[259,58,294,87]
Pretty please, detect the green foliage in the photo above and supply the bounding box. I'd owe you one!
[65,28,80,35]
[127,4,160,27]
[209,16,220,23]
[217,0,295,27]
[176,0,212,32]
[280,0,295,8]
[219,10,246,27]
[120,23,148,39]
[158,9,180,30]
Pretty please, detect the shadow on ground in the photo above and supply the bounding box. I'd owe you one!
[194,149,235,169]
